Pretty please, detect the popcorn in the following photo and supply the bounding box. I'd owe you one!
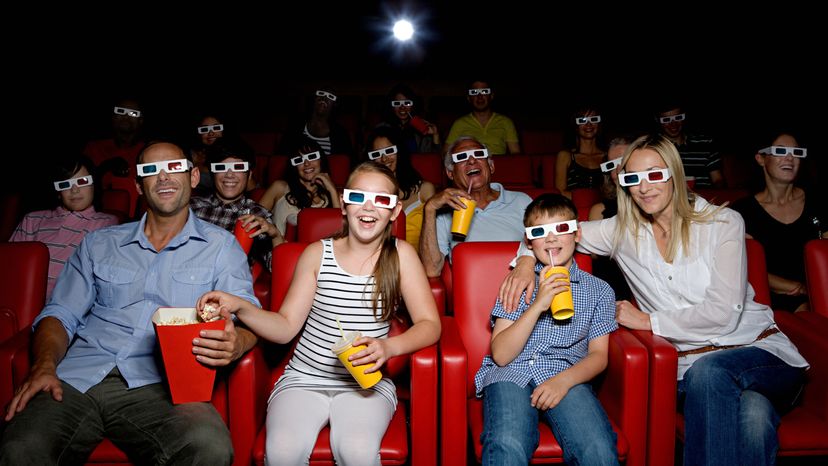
[199,302,221,322]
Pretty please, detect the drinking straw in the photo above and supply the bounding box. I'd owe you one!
[336,317,345,338]
[548,249,555,267]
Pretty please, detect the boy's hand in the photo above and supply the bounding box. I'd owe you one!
[532,265,570,312]
[532,376,570,410]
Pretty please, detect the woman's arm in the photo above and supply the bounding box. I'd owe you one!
[351,241,441,368]
[554,150,572,199]
[768,273,807,296]
[258,180,288,212]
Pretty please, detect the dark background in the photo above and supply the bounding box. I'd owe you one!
[5,2,824,209]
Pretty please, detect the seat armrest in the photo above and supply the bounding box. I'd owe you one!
[629,329,678,466]
[228,344,269,466]
[774,311,828,422]
[0,328,32,414]
[410,342,438,466]
[439,316,468,466]
[597,328,648,466]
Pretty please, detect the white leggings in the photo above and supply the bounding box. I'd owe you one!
[264,388,395,466]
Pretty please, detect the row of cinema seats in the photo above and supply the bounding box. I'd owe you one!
[3,230,826,464]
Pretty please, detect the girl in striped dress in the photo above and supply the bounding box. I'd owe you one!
[198,161,441,466]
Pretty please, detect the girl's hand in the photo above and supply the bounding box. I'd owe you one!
[197,291,243,319]
[348,336,391,373]
[615,300,652,330]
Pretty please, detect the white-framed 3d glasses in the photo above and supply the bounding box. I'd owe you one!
[391,100,413,107]
[368,145,398,160]
[619,168,672,187]
[451,148,489,164]
[575,115,601,125]
[315,90,337,102]
[136,159,193,177]
[468,88,491,96]
[659,113,686,124]
[343,189,398,209]
[290,151,322,166]
[525,220,578,239]
[114,106,141,118]
[211,161,249,173]
[600,157,622,173]
[758,146,807,158]
[197,124,224,134]
[54,176,93,191]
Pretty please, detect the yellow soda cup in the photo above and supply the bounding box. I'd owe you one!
[331,331,383,389]
[545,266,574,320]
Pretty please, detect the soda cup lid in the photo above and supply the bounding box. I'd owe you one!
[331,331,362,354]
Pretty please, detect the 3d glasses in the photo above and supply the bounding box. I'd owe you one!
[525,220,578,239]
[659,113,686,124]
[391,100,413,107]
[368,145,398,160]
[343,189,398,209]
[113,106,141,118]
[758,146,807,158]
[136,159,193,177]
[197,124,224,134]
[619,168,672,187]
[451,148,489,164]
[575,115,601,125]
[315,90,337,101]
[468,88,491,96]
[211,161,249,173]
[600,157,622,173]
[290,151,322,166]
[54,176,93,191]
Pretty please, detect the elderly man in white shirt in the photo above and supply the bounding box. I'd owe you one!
[501,135,807,466]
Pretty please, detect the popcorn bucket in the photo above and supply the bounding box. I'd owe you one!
[151,308,224,404]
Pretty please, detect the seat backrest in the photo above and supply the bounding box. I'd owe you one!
[101,188,131,223]
[745,238,772,307]
[297,208,406,243]
[491,154,535,189]
[805,239,828,317]
[266,154,290,186]
[0,242,49,342]
[571,188,601,222]
[240,131,281,156]
[328,153,352,188]
[1,191,23,240]
[411,152,445,188]
[452,241,590,396]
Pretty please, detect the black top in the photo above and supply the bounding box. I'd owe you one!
[731,193,825,311]
[591,198,632,301]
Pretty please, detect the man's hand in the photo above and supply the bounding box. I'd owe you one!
[192,308,245,366]
[5,365,62,421]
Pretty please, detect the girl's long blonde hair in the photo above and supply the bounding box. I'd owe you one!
[333,161,401,321]
[614,134,723,263]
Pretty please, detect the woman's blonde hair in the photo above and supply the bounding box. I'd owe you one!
[333,161,401,321]
[614,134,722,262]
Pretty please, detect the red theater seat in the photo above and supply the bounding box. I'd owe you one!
[804,239,828,318]
[411,152,445,188]
[439,241,648,466]
[296,208,405,243]
[0,241,48,345]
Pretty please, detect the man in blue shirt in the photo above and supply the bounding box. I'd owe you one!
[419,136,532,277]
[1,141,259,465]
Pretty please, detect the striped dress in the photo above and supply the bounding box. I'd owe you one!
[269,238,397,407]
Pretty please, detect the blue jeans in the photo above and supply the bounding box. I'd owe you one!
[0,368,232,465]
[481,381,618,466]
[678,347,805,466]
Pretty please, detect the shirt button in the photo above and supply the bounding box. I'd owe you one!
[668,276,672,280]
[190,275,195,280]
[528,360,534,366]
[736,304,742,310]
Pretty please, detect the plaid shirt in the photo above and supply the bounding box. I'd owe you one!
[190,194,273,269]
[474,261,617,396]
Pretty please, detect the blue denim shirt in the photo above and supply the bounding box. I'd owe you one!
[34,210,258,393]
[474,261,617,396]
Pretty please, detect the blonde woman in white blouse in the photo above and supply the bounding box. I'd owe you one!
[502,134,808,466]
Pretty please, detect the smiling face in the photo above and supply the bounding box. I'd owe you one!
[625,148,674,218]
[392,92,413,121]
[659,107,684,139]
[468,81,493,112]
[341,168,401,244]
[214,156,249,202]
[136,143,197,218]
[199,116,224,146]
[58,166,95,212]
[575,110,601,140]
[757,133,802,184]
[446,139,493,192]
[526,211,580,269]
[371,136,398,173]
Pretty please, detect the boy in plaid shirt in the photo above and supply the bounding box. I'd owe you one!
[475,193,619,466]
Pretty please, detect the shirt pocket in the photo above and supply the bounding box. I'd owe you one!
[172,267,213,304]
[93,262,140,309]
